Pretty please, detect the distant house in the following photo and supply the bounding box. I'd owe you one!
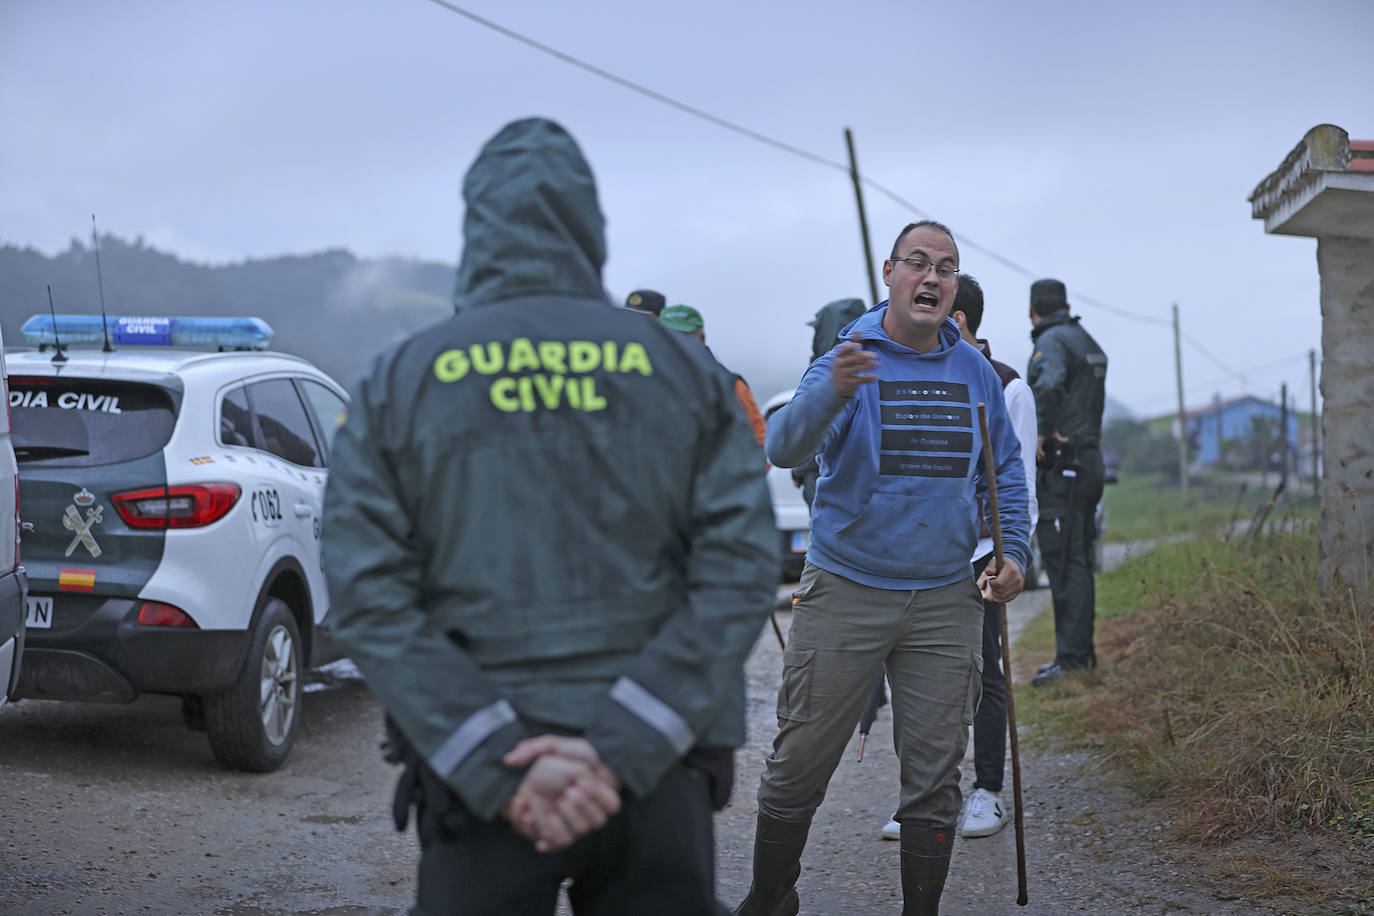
[1180,396,1302,469]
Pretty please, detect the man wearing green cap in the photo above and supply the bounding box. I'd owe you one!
[660,303,707,340]
[661,304,766,449]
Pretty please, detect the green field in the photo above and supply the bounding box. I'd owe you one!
[1101,470,1317,543]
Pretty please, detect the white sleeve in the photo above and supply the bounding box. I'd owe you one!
[1004,377,1039,531]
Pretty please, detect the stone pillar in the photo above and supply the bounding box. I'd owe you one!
[1251,124,1374,595]
[1316,236,1374,590]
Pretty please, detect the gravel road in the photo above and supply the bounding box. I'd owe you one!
[0,546,1283,914]
[717,566,1281,915]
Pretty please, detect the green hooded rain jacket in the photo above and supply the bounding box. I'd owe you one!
[321,118,778,821]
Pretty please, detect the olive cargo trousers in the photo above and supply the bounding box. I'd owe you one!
[756,563,983,831]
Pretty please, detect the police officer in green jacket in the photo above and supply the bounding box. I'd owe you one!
[1025,279,1109,686]
[321,117,779,915]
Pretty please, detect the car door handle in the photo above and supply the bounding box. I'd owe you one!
[294,503,314,518]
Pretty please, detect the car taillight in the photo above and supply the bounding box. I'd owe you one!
[137,601,198,628]
[112,483,241,529]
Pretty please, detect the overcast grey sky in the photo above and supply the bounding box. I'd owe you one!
[3,0,1370,418]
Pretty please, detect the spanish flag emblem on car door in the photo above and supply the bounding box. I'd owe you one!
[59,567,97,592]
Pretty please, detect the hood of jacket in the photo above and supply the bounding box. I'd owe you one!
[838,301,962,358]
[453,118,607,310]
[808,297,867,362]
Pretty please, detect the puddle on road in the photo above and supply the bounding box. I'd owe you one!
[300,813,365,825]
[303,659,366,694]
[219,908,398,916]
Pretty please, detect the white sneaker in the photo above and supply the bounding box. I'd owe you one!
[960,788,1008,838]
[880,816,901,840]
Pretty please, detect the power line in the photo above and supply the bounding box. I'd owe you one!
[1181,332,1246,382]
[1131,350,1312,413]
[419,0,1171,329]
[862,179,1172,327]
[420,0,847,172]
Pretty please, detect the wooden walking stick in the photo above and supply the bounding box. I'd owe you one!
[977,403,1029,906]
[770,610,786,650]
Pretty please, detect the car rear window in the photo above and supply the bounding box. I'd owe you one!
[9,377,178,467]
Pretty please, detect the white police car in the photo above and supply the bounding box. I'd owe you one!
[763,389,811,582]
[8,315,348,771]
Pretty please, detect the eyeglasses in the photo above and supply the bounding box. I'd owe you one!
[889,257,958,280]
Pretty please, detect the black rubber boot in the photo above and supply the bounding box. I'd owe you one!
[900,823,954,916]
[732,813,810,916]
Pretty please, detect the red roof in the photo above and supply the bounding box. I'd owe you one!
[1351,139,1374,173]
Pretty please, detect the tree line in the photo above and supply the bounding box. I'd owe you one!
[0,235,456,391]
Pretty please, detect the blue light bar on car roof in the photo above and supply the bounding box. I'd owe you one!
[21,315,274,351]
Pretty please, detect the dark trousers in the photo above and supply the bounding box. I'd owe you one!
[412,760,718,916]
[970,554,1006,794]
[1037,509,1098,670]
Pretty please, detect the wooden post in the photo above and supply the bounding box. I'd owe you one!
[1309,349,1319,498]
[844,128,879,305]
[1173,303,1189,501]
[1279,382,1289,494]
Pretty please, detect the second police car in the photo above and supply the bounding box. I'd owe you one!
[8,315,347,771]
[1,323,27,707]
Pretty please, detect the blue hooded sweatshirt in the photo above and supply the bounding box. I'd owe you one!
[765,303,1031,589]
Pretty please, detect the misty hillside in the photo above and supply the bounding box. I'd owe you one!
[1,236,1143,424]
[0,236,456,392]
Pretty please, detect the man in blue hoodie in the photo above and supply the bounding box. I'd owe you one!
[733,221,1031,916]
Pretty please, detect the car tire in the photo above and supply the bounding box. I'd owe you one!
[181,695,206,732]
[203,596,301,772]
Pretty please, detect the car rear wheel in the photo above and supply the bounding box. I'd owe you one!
[181,694,206,732]
[203,596,301,772]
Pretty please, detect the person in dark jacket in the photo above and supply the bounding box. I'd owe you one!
[624,288,667,316]
[791,298,867,506]
[1025,278,1108,686]
[659,303,767,449]
[734,221,1031,916]
[321,117,779,915]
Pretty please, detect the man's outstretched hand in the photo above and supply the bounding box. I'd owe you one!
[502,735,622,852]
[830,338,879,398]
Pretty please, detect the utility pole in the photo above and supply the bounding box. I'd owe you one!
[1215,395,1225,469]
[844,128,879,305]
[1173,303,1189,501]
[1309,349,1319,498]
[1279,382,1289,494]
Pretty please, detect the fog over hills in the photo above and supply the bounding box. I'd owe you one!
[0,235,454,392]
[1,235,1139,426]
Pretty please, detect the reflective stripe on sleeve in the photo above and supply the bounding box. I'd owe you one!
[610,676,694,755]
[428,699,518,777]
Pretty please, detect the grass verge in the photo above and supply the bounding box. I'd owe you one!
[1016,528,1374,911]
[1101,471,1318,543]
